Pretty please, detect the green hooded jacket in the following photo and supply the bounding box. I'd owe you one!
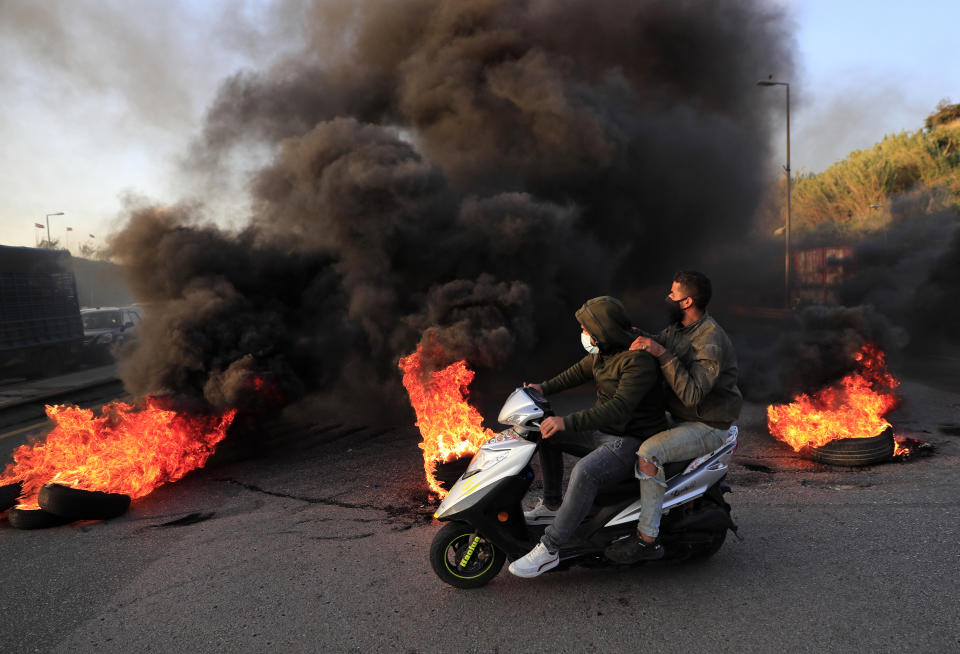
[540,296,668,439]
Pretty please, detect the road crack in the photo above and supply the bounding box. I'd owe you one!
[217,478,433,525]
[312,533,375,541]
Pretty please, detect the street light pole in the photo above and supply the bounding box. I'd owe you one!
[757,79,791,308]
[45,212,64,247]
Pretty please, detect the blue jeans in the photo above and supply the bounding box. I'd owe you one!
[539,430,641,553]
[634,421,728,539]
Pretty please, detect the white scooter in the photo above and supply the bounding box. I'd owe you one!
[429,386,738,588]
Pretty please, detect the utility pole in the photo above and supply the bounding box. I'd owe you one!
[757,78,791,308]
[45,212,64,248]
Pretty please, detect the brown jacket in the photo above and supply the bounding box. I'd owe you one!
[656,312,742,428]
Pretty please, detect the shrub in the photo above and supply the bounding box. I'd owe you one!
[771,104,960,243]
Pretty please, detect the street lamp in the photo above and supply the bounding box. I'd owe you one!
[757,78,791,308]
[44,212,64,247]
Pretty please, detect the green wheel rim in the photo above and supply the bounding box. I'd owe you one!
[442,533,496,580]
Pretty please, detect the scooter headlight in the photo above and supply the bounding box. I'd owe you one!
[500,411,527,426]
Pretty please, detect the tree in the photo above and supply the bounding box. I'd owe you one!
[924,98,960,131]
[77,242,111,261]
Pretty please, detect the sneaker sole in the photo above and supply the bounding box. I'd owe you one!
[508,557,559,578]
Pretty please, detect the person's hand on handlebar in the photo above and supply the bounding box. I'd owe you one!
[523,382,543,394]
[540,416,565,439]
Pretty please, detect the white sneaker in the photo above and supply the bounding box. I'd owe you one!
[508,542,559,578]
[523,499,559,524]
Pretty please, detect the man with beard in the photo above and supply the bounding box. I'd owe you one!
[606,270,742,562]
[508,296,668,578]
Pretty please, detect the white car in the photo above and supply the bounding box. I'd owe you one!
[80,306,142,358]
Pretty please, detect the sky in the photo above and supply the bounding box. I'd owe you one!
[1,0,958,251]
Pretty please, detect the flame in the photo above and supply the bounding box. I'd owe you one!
[398,344,494,497]
[767,344,900,451]
[893,439,910,457]
[0,397,236,507]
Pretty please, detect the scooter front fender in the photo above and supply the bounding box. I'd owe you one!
[435,474,535,559]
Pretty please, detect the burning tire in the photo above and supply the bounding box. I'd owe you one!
[430,522,506,589]
[38,483,131,521]
[806,428,894,466]
[434,457,472,492]
[0,481,23,512]
[6,506,74,530]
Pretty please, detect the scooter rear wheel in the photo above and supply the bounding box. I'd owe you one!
[689,529,727,559]
[430,523,506,589]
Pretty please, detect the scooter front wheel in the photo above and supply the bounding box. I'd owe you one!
[430,523,506,589]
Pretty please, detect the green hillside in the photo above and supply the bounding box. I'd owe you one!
[767,100,960,242]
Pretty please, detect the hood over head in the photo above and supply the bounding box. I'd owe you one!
[575,296,635,353]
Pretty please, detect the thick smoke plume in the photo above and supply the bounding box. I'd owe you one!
[110,0,796,420]
[736,304,908,401]
[734,186,960,401]
[840,194,960,352]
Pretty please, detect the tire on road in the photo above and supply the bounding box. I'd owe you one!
[805,428,894,466]
[1,481,23,512]
[430,522,506,589]
[7,506,74,530]
[38,483,131,521]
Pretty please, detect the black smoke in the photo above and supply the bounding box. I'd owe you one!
[736,304,908,401]
[109,0,797,420]
[840,194,960,353]
[733,187,960,401]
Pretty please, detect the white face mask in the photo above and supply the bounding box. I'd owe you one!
[581,331,599,355]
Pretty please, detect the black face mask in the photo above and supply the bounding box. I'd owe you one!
[665,297,685,324]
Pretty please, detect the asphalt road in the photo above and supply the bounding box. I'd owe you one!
[0,378,958,653]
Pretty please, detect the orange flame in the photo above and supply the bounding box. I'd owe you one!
[398,344,494,497]
[0,398,236,507]
[893,440,910,457]
[767,344,900,451]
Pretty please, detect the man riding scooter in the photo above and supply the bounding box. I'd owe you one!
[606,271,742,563]
[508,296,668,578]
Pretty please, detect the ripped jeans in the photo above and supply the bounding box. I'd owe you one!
[539,430,641,553]
[634,421,728,539]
